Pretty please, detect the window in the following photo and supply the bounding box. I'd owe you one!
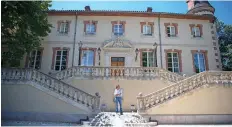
[167,26,176,37]
[143,25,152,35]
[81,50,94,66]
[28,50,42,69]
[193,53,206,73]
[192,27,201,37]
[54,50,68,71]
[114,24,123,36]
[86,24,96,34]
[142,52,154,67]
[59,22,69,34]
[167,52,179,73]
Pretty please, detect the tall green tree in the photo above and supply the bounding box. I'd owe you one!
[216,20,232,71]
[1,1,52,67]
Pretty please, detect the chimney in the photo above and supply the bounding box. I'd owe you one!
[147,7,152,12]
[85,6,91,11]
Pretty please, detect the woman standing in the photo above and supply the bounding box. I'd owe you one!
[114,85,123,115]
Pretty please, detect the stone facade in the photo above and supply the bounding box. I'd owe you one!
[21,2,222,76]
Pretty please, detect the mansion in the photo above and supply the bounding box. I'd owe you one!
[3,0,232,125]
[23,1,220,76]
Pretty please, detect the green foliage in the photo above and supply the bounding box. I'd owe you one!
[1,1,52,67]
[216,19,232,71]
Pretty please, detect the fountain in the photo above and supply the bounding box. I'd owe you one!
[88,112,157,127]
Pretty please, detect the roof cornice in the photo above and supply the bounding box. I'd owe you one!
[47,10,214,22]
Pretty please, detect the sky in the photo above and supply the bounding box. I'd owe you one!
[50,1,232,25]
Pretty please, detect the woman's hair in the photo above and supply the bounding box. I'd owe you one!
[116,85,120,89]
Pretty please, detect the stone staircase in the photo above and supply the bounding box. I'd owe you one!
[137,71,232,113]
[80,112,158,126]
[1,68,101,114]
[53,66,185,84]
[3,68,231,125]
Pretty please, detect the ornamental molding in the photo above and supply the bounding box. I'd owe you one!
[102,36,133,49]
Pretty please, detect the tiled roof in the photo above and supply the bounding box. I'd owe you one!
[47,9,215,20]
[48,9,187,14]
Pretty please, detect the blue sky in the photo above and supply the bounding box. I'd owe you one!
[51,1,232,25]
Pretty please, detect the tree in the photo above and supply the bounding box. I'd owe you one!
[216,19,232,71]
[1,1,52,67]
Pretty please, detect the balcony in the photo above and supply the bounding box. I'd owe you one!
[54,66,184,83]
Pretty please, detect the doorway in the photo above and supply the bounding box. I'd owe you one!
[111,57,125,76]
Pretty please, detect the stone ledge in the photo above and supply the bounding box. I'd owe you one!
[143,114,232,124]
[1,111,89,123]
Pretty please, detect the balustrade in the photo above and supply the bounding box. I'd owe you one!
[55,66,184,82]
[1,68,100,112]
[137,71,232,113]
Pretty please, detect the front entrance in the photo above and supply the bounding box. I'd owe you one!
[111,57,125,76]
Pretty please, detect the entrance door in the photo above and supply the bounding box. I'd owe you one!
[111,57,125,76]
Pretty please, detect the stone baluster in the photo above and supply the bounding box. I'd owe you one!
[99,67,103,77]
[78,67,83,77]
[72,68,76,77]
[82,93,87,104]
[76,91,81,102]
[26,69,32,80]
[94,92,100,111]
[54,81,59,92]
[124,68,129,78]
[137,92,145,113]
[75,67,79,77]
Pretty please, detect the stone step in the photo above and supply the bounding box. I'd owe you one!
[83,121,158,126]
[81,121,90,126]
[88,118,95,122]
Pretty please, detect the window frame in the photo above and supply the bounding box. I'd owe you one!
[86,23,96,34]
[141,51,156,67]
[167,26,176,37]
[113,24,124,36]
[143,25,152,36]
[167,52,180,73]
[59,22,69,34]
[28,49,43,69]
[192,26,201,37]
[191,50,209,73]
[81,49,95,66]
[193,52,206,73]
[54,50,68,71]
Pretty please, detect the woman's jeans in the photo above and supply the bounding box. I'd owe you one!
[115,97,123,113]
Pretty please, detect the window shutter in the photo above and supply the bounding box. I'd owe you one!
[189,24,195,35]
[171,27,175,36]
[172,23,178,35]
[111,21,118,33]
[148,22,154,34]
[120,21,126,33]
[164,23,170,36]
[151,25,153,34]
[83,21,90,33]
[65,22,69,33]
[92,23,96,32]
[195,27,200,37]
[143,25,146,34]
[199,25,203,36]
[67,22,70,32]
[166,27,171,36]
[192,27,195,36]
[174,25,178,35]
[140,22,146,33]
[57,21,62,32]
